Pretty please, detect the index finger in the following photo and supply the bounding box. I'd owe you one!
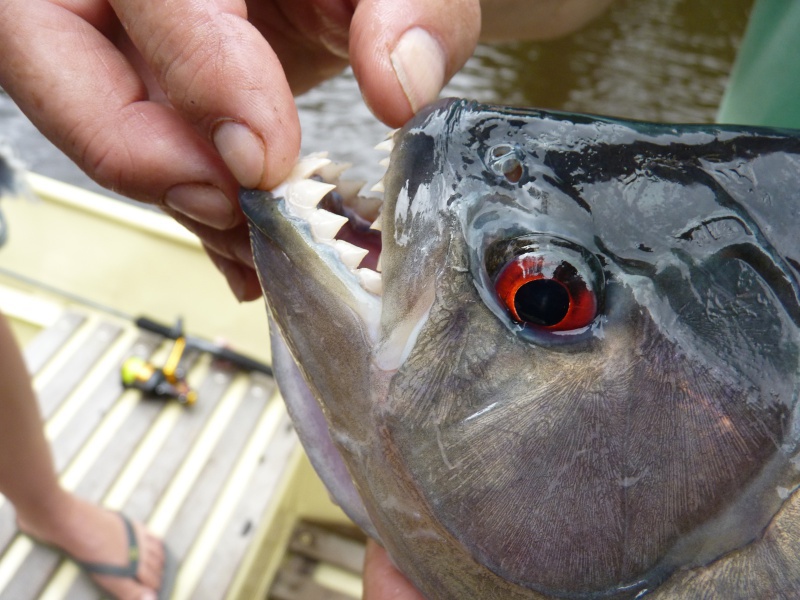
[110,0,301,190]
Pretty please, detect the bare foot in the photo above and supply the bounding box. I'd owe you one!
[16,494,166,600]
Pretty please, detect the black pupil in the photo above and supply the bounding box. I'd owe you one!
[514,279,570,326]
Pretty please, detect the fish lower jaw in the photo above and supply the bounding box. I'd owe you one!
[271,140,394,297]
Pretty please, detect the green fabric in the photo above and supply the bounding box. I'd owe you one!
[717,0,800,129]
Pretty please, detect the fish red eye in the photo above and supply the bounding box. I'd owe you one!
[494,252,598,331]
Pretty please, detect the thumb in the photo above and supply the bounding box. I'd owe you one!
[349,0,481,127]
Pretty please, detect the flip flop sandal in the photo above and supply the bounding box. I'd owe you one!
[75,514,177,600]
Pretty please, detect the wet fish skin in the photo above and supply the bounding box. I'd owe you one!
[242,99,800,598]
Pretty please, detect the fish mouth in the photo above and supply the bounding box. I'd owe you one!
[239,130,415,379]
[238,143,402,541]
[252,136,396,298]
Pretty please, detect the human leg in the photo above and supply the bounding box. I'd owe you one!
[0,311,167,599]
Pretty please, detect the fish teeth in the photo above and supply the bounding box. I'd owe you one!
[334,240,369,270]
[308,209,349,241]
[289,153,331,181]
[278,152,388,298]
[285,179,336,218]
[318,161,352,182]
[357,268,383,295]
[343,195,382,220]
[376,254,383,273]
[335,179,366,200]
[378,157,391,168]
[374,139,394,152]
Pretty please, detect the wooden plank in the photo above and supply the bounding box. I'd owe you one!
[0,327,150,559]
[0,505,16,559]
[270,555,355,600]
[2,317,295,600]
[0,543,61,600]
[0,332,164,597]
[37,321,122,419]
[61,362,240,600]
[289,523,365,575]
[119,363,238,524]
[188,410,298,599]
[1,340,204,598]
[66,348,201,497]
[22,312,85,376]
[58,567,94,600]
[49,332,163,472]
[164,374,275,560]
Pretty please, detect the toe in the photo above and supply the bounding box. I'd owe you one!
[135,526,167,591]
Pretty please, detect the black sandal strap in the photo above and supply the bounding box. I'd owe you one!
[75,514,140,578]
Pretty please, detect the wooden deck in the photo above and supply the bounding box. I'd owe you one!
[269,522,365,600]
[0,286,303,599]
[0,172,365,600]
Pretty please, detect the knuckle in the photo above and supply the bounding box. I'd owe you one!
[150,14,254,123]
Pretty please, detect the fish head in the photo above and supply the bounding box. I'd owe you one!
[242,98,800,598]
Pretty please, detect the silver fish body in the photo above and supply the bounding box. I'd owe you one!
[241,99,800,599]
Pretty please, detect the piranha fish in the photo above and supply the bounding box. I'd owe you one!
[240,98,800,599]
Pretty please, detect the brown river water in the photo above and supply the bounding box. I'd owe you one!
[1,0,754,194]
[298,0,754,182]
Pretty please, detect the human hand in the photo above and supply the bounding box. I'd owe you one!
[363,539,425,600]
[0,1,480,300]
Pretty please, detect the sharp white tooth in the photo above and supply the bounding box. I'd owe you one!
[318,161,352,182]
[346,195,383,222]
[271,181,290,198]
[336,179,366,200]
[289,153,331,181]
[334,240,369,270]
[357,269,383,295]
[285,179,336,209]
[384,129,399,139]
[378,157,391,168]
[370,179,385,193]
[370,213,383,231]
[308,209,348,241]
[376,254,383,273]
[285,202,315,219]
[374,139,394,152]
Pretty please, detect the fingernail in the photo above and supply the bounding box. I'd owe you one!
[390,28,446,113]
[213,121,265,189]
[165,184,237,229]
